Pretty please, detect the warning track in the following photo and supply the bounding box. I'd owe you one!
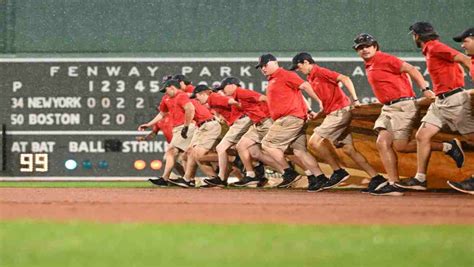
[1,188,473,225]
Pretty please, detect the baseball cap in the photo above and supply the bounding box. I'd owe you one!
[290,52,314,70]
[255,54,277,69]
[172,74,191,84]
[162,75,173,82]
[160,79,180,93]
[409,22,435,35]
[453,27,474,42]
[190,84,211,98]
[352,33,377,50]
[215,77,241,90]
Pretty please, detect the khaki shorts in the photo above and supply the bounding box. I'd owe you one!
[221,116,253,144]
[170,124,196,151]
[262,116,308,152]
[218,120,229,139]
[314,106,353,147]
[422,90,474,134]
[242,118,272,143]
[190,120,222,150]
[374,100,418,140]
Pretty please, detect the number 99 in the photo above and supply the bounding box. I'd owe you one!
[20,153,48,172]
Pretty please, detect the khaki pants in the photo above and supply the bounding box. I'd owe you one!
[262,116,307,151]
[374,100,418,140]
[242,118,272,143]
[190,120,222,150]
[314,106,353,147]
[422,90,474,134]
[221,116,253,144]
[170,124,196,151]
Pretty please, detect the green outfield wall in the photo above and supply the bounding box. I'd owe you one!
[0,0,472,54]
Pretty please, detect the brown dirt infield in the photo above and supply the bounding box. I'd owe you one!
[1,188,473,225]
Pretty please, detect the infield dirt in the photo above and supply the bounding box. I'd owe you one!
[1,188,473,224]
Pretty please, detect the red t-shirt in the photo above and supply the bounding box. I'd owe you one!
[152,115,173,143]
[233,87,270,123]
[365,51,415,104]
[266,68,307,120]
[156,94,173,126]
[207,92,243,125]
[307,64,350,114]
[159,91,191,127]
[190,99,214,126]
[184,84,195,94]
[422,40,464,95]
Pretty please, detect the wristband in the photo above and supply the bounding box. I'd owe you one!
[422,87,431,92]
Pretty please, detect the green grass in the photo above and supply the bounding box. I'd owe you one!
[0,221,472,267]
[0,181,151,188]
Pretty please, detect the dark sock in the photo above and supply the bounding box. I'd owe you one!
[233,155,241,164]
[316,174,327,180]
[371,174,385,180]
[284,167,295,175]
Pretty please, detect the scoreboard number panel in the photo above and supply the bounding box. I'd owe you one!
[0,58,472,179]
[20,153,48,172]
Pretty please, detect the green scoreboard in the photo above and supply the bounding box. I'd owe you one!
[1,57,471,180]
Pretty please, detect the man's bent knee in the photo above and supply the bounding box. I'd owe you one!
[216,143,228,154]
[309,134,324,148]
[376,138,391,150]
[292,148,308,158]
[166,146,179,156]
[249,147,261,159]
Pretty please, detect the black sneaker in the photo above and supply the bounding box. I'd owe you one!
[322,169,350,189]
[447,177,474,195]
[257,177,269,188]
[204,176,227,188]
[445,138,465,168]
[277,169,302,188]
[168,177,194,188]
[233,176,260,187]
[361,174,388,193]
[307,174,329,192]
[148,177,169,187]
[395,177,427,191]
[370,183,404,196]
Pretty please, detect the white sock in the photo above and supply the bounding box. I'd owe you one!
[304,170,313,176]
[442,142,452,153]
[246,171,255,178]
[415,173,426,182]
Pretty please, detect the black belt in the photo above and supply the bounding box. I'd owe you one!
[197,118,215,127]
[385,96,415,105]
[436,87,464,100]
